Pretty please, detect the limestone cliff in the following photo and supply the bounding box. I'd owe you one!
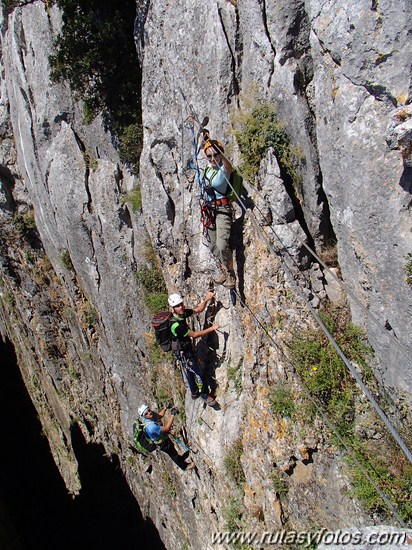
[0,0,411,547]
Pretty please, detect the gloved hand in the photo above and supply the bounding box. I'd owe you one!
[170,407,179,416]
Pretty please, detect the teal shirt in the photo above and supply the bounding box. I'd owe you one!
[143,416,163,442]
[204,164,230,199]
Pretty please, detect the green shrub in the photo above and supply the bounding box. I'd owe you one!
[12,210,37,242]
[232,101,301,188]
[122,186,142,213]
[25,250,36,264]
[3,0,18,11]
[227,359,243,396]
[269,384,295,418]
[149,363,184,423]
[80,300,98,326]
[289,306,372,435]
[143,292,169,313]
[346,440,412,522]
[290,305,412,522]
[162,470,176,498]
[136,265,166,294]
[83,151,98,170]
[3,292,15,307]
[224,438,246,486]
[405,253,412,286]
[148,340,165,367]
[68,365,81,381]
[58,249,73,270]
[119,122,143,170]
[271,471,289,497]
[136,241,168,313]
[49,0,142,172]
[222,497,243,531]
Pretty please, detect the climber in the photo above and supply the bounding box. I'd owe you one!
[138,403,195,470]
[202,132,236,289]
[168,292,219,406]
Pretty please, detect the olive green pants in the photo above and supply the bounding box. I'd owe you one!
[208,205,233,269]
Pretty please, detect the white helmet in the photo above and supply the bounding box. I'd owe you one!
[138,404,149,417]
[168,293,183,308]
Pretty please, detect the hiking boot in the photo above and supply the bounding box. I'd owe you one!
[185,462,196,471]
[213,271,227,285]
[191,391,200,400]
[204,395,216,407]
[223,272,236,289]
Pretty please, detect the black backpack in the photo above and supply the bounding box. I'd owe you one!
[151,311,172,352]
[132,420,157,455]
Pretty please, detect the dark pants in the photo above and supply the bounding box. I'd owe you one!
[159,437,187,470]
[173,349,208,399]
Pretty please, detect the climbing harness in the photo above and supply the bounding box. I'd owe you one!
[174,349,205,394]
[200,203,215,237]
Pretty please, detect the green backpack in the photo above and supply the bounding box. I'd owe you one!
[132,419,157,455]
[227,169,244,202]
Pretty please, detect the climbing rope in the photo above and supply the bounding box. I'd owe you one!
[230,288,407,527]
[229,197,412,465]
[180,108,186,287]
[208,136,412,372]
[196,134,412,461]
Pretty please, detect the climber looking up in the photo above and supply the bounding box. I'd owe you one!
[168,291,219,406]
[138,403,195,470]
[202,132,236,289]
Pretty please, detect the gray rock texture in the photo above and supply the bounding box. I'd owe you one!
[0,0,411,548]
[307,0,412,396]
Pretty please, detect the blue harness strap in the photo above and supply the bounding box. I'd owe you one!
[188,124,215,235]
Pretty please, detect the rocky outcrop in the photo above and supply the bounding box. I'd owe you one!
[307,0,412,397]
[0,0,411,548]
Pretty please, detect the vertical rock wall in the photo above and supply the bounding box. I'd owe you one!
[0,1,152,492]
[0,0,411,547]
[307,0,412,395]
[140,0,412,401]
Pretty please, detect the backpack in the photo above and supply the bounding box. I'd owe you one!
[151,310,172,352]
[203,166,244,202]
[132,419,157,455]
[227,169,244,202]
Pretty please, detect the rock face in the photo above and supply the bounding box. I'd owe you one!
[141,0,412,397]
[0,0,411,548]
[307,0,412,396]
